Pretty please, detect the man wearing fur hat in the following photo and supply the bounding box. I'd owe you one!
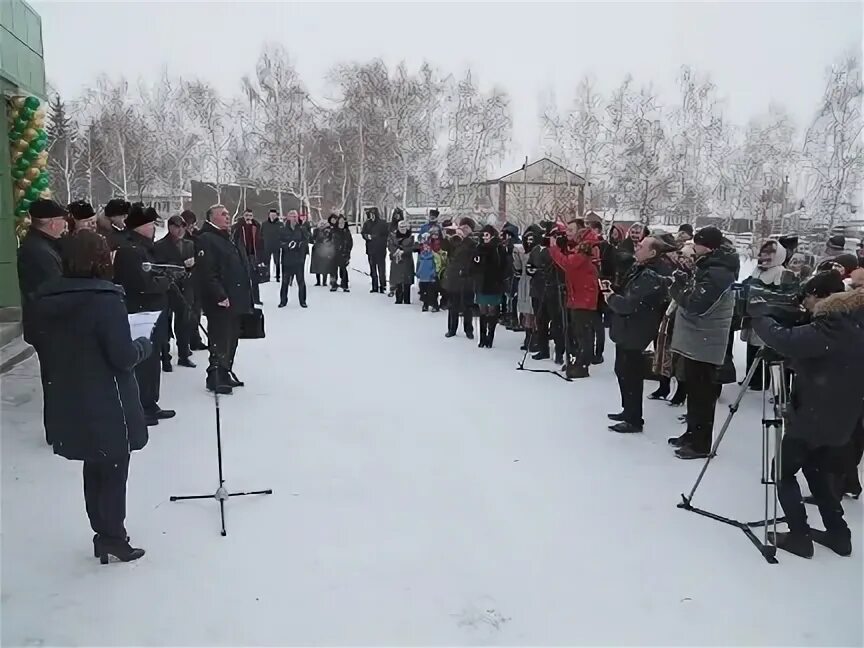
[441,217,479,339]
[749,270,864,559]
[100,198,132,252]
[113,203,175,426]
[361,207,389,293]
[67,200,97,233]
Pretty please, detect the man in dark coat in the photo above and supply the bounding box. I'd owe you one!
[330,215,353,292]
[30,231,152,562]
[100,198,132,252]
[154,214,197,370]
[181,209,207,350]
[17,199,67,344]
[751,272,864,559]
[261,209,283,282]
[442,218,479,339]
[528,225,566,364]
[113,204,174,426]
[278,210,310,308]
[195,204,254,394]
[232,209,265,305]
[605,236,674,432]
[361,207,389,293]
[589,221,616,363]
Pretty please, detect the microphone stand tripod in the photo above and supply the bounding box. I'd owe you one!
[158,271,273,536]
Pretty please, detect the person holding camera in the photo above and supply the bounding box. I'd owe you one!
[442,218,479,339]
[548,220,600,379]
[361,207,389,293]
[30,230,151,563]
[278,210,310,308]
[154,214,197,371]
[667,226,739,459]
[605,236,675,432]
[474,224,509,348]
[195,204,254,395]
[330,215,354,292]
[113,204,175,426]
[388,219,416,304]
[750,270,864,558]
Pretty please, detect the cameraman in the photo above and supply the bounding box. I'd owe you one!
[750,271,864,558]
[154,215,197,370]
[668,226,739,459]
[441,218,479,339]
[605,236,675,432]
[113,204,174,426]
[528,222,566,365]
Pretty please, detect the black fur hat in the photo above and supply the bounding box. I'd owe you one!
[104,198,131,219]
[29,199,67,220]
[803,270,845,298]
[125,203,158,229]
[67,200,96,220]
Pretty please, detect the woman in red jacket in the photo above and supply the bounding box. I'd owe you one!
[548,221,600,378]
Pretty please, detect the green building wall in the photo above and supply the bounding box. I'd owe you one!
[0,0,46,309]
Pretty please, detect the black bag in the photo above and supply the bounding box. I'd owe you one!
[256,264,271,284]
[643,349,661,381]
[239,307,265,339]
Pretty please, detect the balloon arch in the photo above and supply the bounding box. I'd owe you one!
[6,95,51,240]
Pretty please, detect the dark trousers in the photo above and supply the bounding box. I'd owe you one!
[368,253,387,291]
[160,297,191,362]
[533,293,564,354]
[270,249,282,280]
[447,289,474,334]
[331,264,349,289]
[136,311,166,414]
[684,358,722,452]
[592,310,606,358]
[394,284,412,304]
[189,300,204,347]
[207,308,240,371]
[418,281,439,308]
[83,454,129,541]
[615,346,645,426]
[566,308,595,369]
[280,262,307,305]
[778,436,848,536]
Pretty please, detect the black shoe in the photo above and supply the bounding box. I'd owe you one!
[422,305,429,312]
[810,529,852,557]
[300,303,308,308]
[330,286,337,292]
[379,287,387,294]
[607,412,627,422]
[370,288,378,293]
[675,445,711,460]
[93,533,130,557]
[431,307,440,313]
[343,287,350,293]
[227,371,244,388]
[145,416,159,427]
[591,354,604,365]
[254,300,263,306]
[667,432,692,447]
[609,421,643,433]
[466,331,475,340]
[648,388,669,400]
[278,301,287,308]
[768,531,814,559]
[554,351,565,365]
[445,331,457,338]
[154,409,175,420]
[178,357,196,368]
[566,365,589,379]
[206,368,233,395]
[532,348,550,361]
[161,361,173,372]
[98,538,145,564]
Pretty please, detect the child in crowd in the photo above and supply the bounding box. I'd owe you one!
[416,236,440,312]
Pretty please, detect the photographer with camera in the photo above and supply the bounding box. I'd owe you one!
[605,236,676,432]
[749,270,864,558]
[548,220,600,379]
[667,226,739,459]
[154,214,197,371]
[442,218,479,339]
[113,204,175,426]
[528,221,566,365]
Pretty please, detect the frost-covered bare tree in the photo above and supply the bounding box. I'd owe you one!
[46,93,85,204]
[802,53,864,229]
[444,69,512,209]
[181,78,233,202]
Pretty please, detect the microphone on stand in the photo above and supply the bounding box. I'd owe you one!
[142,262,186,273]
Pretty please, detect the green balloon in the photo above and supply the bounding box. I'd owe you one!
[34,175,49,191]
[15,157,30,171]
[20,107,34,121]
[36,128,46,140]
[28,141,43,155]
[11,168,24,180]
[26,187,41,202]
[19,199,32,211]
[22,147,38,162]
[15,117,28,132]
[24,96,40,110]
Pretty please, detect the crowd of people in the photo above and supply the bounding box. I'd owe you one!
[13,195,864,564]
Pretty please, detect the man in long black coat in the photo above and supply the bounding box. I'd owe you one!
[17,199,67,344]
[751,272,864,559]
[361,207,389,293]
[154,214,197,370]
[195,204,254,394]
[278,210,310,308]
[99,198,132,252]
[605,236,674,433]
[442,219,479,339]
[113,204,174,426]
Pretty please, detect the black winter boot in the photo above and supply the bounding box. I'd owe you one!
[478,316,488,348]
[810,529,852,556]
[206,368,232,395]
[98,537,145,564]
[532,345,550,360]
[768,531,814,559]
[554,348,565,365]
[487,316,498,348]
[667,432,692,447]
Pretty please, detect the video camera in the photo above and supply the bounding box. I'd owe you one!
[734,282,809,327]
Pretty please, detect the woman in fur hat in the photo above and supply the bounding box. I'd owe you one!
[388,219,415,304]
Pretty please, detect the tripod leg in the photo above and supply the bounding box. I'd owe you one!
[220,498,227,537]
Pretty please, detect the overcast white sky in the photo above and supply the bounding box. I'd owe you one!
[32,1,863,175]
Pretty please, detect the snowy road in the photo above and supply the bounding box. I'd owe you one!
[2,248,862,646]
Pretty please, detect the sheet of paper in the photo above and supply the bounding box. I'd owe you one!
[128,311,161,340]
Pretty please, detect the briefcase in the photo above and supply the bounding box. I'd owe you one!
[256,264,271,284]
[239,307,266,339]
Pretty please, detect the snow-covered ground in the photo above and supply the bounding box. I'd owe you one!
[1,241,861,646]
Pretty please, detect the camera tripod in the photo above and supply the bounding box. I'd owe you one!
[677,347,788,564]
[161,276,273,536]
[516,269,572,382]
